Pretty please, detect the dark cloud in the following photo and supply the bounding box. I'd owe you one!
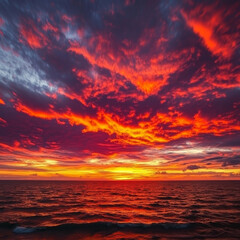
[222,157,240,167]
[184,165,202,171]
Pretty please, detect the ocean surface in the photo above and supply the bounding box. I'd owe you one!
[0,181,240,240]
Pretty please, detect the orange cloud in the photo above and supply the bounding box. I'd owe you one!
[13,96,240,150]
[0,98,5,105]
[68,36,190,96]
[14,100,168,146]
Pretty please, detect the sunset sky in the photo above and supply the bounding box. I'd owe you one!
[0,0,239,180]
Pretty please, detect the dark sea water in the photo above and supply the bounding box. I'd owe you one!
[0,181,240,240]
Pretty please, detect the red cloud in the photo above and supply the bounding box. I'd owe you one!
[0,17,4,26]
[68,36,190,97]
[43,22,58,33]
[182,3,239,59]
[19,20,48,48]
[12,94,240,149]
[1,1,240,180]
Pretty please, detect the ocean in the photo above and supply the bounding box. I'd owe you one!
[0,180,240,239]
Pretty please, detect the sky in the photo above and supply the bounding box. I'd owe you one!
[0,0,239,180]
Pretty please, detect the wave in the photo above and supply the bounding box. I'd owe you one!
[98,203,130,208]
[10,221,193,234]
[1,221,240,235]
[157,196,181,200]
[13,226,41,233]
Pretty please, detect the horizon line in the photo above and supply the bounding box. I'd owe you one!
[0,179,240,182]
